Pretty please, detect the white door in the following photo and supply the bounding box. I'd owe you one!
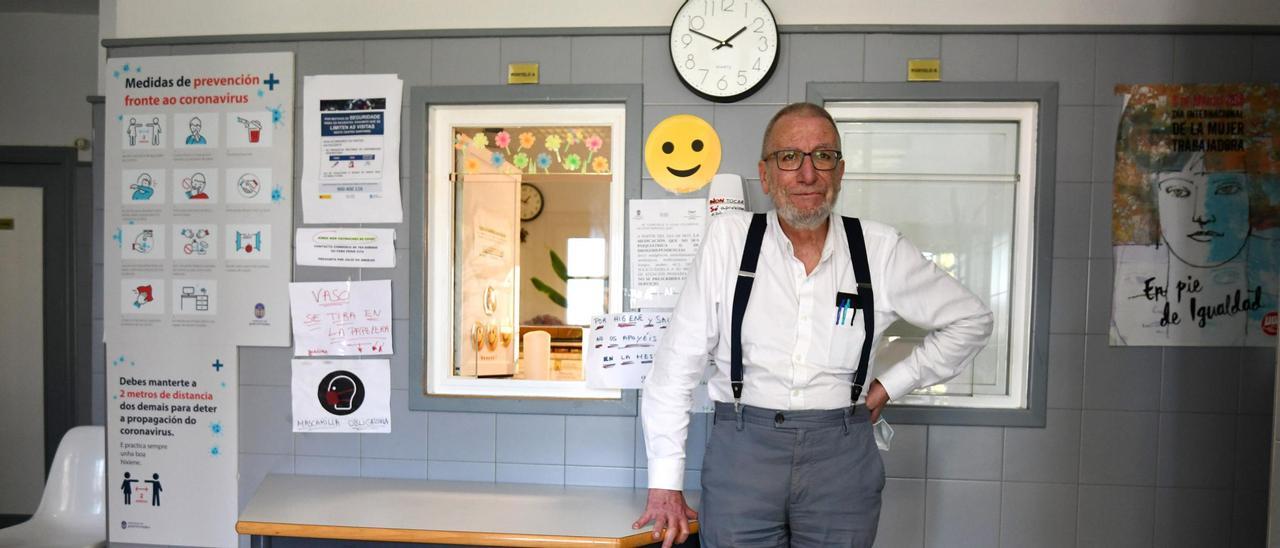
[0,186,44,514]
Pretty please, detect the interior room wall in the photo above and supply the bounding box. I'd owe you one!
[518,178,611,326]
[95,30,1280,548]
[0,12,98,162]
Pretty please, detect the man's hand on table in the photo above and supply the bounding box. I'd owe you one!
[633,488,697,548]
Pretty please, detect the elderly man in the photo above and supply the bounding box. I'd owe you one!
[634,103,993,548]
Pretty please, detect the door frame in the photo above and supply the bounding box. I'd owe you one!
[0,146,83,477]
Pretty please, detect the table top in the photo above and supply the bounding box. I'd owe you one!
[236,474,700,547]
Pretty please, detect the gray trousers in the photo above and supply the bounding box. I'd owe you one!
[699,402,885,548]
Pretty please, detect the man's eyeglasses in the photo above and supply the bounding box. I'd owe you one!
[765,149,843,171]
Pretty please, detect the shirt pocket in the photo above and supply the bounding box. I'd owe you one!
[827,314,866,373]
[828,284,875,371]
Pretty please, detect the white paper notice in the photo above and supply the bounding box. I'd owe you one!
[291,359,391,433]
[296,228,396,268]
[629,199,707,309]
[107,343,238,548]
[104,53,294,347]
[302,74,403,223]
[585,312,669,389]
[289,280,393,356]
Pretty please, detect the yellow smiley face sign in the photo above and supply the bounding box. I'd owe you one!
[645,114,722,194]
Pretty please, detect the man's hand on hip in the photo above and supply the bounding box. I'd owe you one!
[633,488,697,548]
[866,379,889,422]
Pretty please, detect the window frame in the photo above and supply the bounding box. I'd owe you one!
[408,85,643,416]
[810,82,1057,427]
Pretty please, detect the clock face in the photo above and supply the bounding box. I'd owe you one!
[520,183,544,221]
[669,0,779,102]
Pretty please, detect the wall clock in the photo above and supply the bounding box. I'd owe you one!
[520,183,544,221]
[669,0,780,103]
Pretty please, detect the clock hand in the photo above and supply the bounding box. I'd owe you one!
[689,28,728,48]
[712,26,748,50]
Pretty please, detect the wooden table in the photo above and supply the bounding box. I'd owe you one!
[237,474,700,547]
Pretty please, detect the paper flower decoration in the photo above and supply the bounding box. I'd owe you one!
[536,153,552,173]
[583,134,605,171]
[491,151,505,168]
[495,130,511,152]
[545,134,563,162]
[592,155,610,173]
[564,153,582,172]
[564,130,578,147]
[519,132,535,150]
[464,157,480,173]
[513,152,530,170]
[471,132,489,149]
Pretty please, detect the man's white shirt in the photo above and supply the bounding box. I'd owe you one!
[642,210,994,491]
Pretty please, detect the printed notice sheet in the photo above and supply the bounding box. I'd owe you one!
[107,343,238,547]
[585,312,669,389]
[302,74,403,223]
[104,53,294,347]
[291,359,391,433]
[296,228,396,268]
[628,199,707,309]
[288,280,393,356]
[1110,83,1280,346]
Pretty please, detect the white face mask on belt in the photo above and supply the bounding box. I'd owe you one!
[873,418,895,451]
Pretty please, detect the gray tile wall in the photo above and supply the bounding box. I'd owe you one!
[96,31,1278,547]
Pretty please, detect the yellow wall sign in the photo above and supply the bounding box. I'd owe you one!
[908,59,941,82]
[507,63,539,85]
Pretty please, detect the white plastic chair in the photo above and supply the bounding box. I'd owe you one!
[0,426,106,548]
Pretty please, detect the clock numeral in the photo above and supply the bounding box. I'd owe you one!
[757,36,769,51]
[698,68,710,85]
[753,57,763,71]
[717,76,729,90]
[685,54,696,70]
[737,70,748,85]
[680,34,692,48]
[704,0,733,15]
[689,15,705,31]
[752,17,766,32]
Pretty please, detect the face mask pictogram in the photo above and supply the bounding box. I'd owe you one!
[316,370,365,416]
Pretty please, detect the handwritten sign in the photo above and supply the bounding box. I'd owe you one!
[288,280,393,356]
[585,312,669,389]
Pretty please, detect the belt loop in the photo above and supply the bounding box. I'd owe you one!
[842,407,852,435]
[735,403,745,431]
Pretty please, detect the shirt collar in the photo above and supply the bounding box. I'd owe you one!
[766,210,838,263]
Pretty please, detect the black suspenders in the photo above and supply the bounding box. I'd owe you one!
[730,214,876,409]
[730,214,768,407]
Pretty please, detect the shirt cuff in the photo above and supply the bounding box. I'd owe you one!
[876,365,917,402]
[647,457,686,491]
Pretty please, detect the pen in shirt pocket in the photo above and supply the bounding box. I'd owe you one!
[835,291,859,326]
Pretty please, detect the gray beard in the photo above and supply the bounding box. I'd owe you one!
[771,191,832,230]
